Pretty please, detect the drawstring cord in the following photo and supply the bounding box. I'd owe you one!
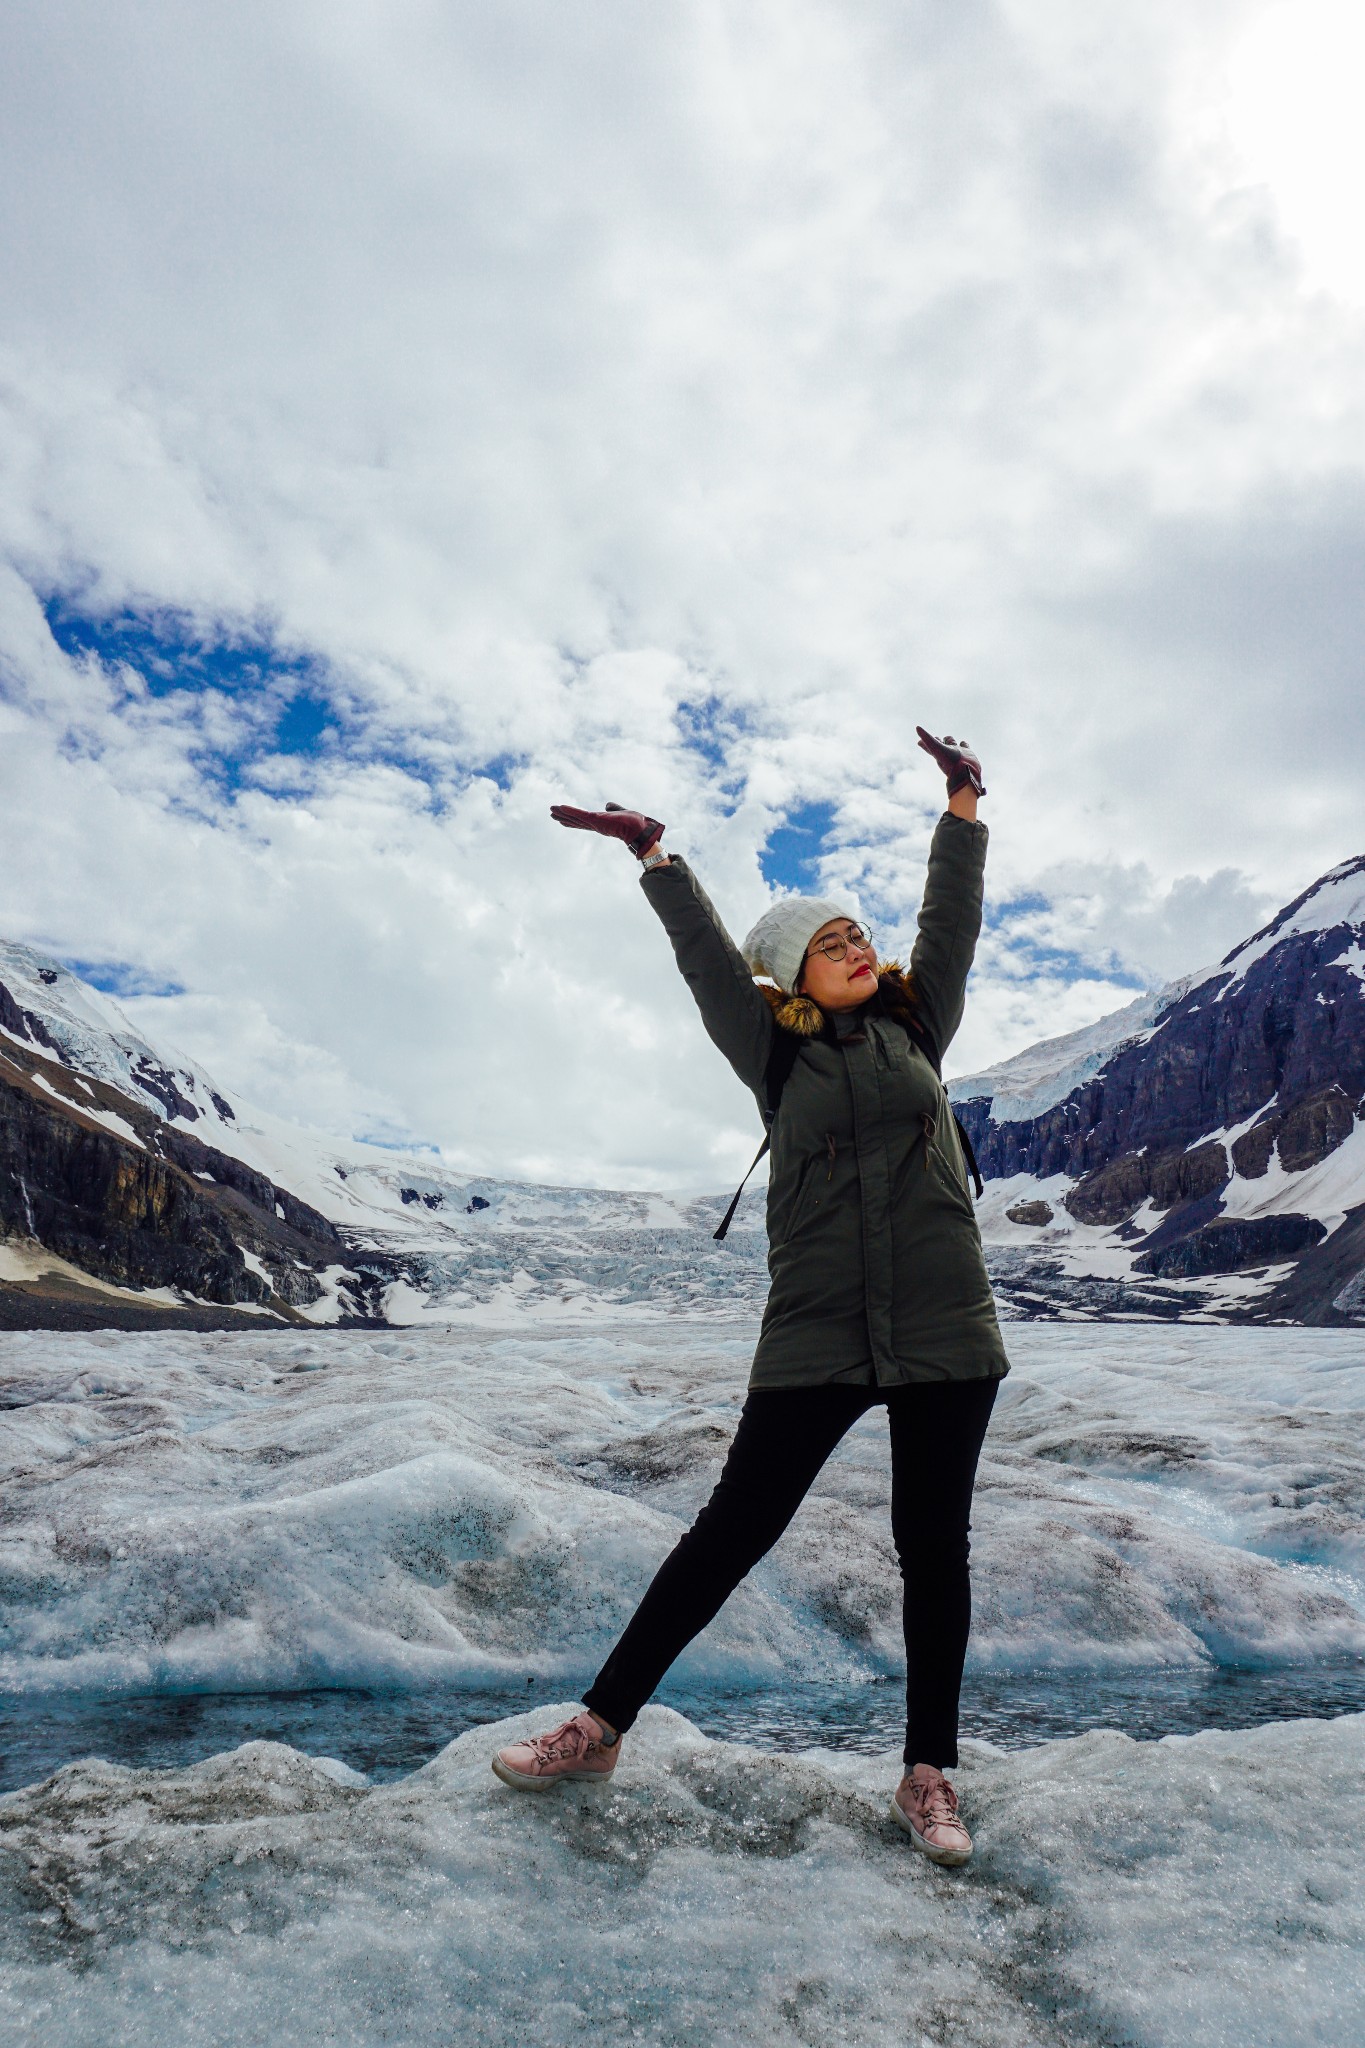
[921,1110,936,1168]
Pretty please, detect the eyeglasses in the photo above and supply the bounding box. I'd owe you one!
[804,921,874,964]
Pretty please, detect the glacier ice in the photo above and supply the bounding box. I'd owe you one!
[0,1706,1361,2047]
[2,1321,1363,2044]
[1,1322,1362,1701]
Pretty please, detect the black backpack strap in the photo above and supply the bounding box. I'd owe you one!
[763,1027,803,1116]
[713,1135,770,1242]
[713,1026,802,1243]
[953,1115,985,1200]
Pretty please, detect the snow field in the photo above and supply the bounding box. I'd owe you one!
[0,1706,1361,2047]
[1,1324,1362,1699]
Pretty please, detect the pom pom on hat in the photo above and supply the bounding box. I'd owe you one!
[741,896,861,995]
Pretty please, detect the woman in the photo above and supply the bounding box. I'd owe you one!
[491,728,1008,1866]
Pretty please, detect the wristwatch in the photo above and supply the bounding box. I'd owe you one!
[640,848,670,872]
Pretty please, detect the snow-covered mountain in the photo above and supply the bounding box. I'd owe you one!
[0,939,766,1329]
[3,849,1364,1328]
[951,854,1365,1323]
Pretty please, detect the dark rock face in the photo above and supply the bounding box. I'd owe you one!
[1133,1214,1327,1279]
[1229,1118,1278,1179]
[22,1009,59,1051]
[953,855,1365,1320]
[1064,1141,1230,1226]
[0,980,61,1054]
[1005,1200,1053,1226]
[157,1126,341,1248]
[0,1032,350,1317]
[0,981,30,1043]
[1230,1085,1359,1178]
[129,1055,200,1122]
[0,1069,266,1304]
[955,871,1365,1200]
[1060,1152,1147,1226]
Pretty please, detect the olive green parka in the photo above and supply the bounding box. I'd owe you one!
[642,811,1010,1390]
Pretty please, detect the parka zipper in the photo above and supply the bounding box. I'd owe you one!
[825,1133,837,1180]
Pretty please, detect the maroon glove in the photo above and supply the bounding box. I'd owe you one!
[916,727,986,798]
[549,801,665,858]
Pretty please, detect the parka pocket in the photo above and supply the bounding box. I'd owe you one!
[922,1112,977,1218]
[932,1150,974,1215]
[776,1143,833,1244]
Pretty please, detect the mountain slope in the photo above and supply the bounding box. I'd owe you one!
[4,851,1365,1329]
[0,943,365,1327]
[0,940,768,1329]
[951,855,1365,1322]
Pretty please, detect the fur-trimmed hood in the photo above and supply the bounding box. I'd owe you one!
[758,961,919,1038]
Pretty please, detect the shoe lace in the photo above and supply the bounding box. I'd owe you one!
[915,1774,963,1833]
[527,1717,591,1765]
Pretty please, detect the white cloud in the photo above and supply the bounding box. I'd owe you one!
[1219,0,1365,301]
[0,1,1362,1185]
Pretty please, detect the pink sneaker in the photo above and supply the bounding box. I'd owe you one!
[491,1711,620,1792]
[891,1764,973,1865]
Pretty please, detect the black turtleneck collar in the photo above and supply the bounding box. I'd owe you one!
[830,993,877,1040]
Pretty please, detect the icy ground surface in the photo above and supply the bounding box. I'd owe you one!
[2,1325,1363,2045]
[2,1324,1363,1706]
[1,1706,1361,2048]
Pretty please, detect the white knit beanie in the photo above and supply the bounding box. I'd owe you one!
[741,896,861,995]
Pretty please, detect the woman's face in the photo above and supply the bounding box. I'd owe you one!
[796,918,878,1011]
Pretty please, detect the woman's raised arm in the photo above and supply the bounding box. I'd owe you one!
[549,802,774,1103]
[908,731,989,1058]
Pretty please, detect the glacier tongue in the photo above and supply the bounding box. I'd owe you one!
[0,1707,1361,2047]
[947,979,1194,1124]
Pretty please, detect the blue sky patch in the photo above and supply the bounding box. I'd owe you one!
[43,598,316,700]
[38,590,528,814]
[472,752,523,792]
[676,695,748,803]
[274,692,335,756]
[760,800,839,893]
[62,958,188,1000]
[986,893,1146,988]
[42,592,346,792]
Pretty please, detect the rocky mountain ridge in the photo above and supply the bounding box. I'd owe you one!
[951,854,1365,1323]
[0,940,766,1329]
[0,946,363,1327]
[3,850,1364,1327]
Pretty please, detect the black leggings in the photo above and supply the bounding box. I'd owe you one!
[584,1375,998,1769]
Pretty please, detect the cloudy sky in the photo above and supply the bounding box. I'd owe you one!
[2,0,1363,1188]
